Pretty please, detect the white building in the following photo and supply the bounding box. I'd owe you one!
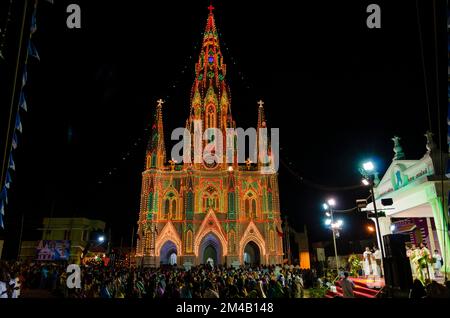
[363,133,449,274]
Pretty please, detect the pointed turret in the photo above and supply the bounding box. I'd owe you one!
[257,100,271,169]
[257,100,266,130]
[146,99,166,169]
[189,4,232,133]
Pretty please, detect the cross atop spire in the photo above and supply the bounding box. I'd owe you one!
[156,98,165,108]
[208,2,215,14]
[257,100,264,108]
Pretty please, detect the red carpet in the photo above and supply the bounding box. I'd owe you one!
[325,277,384,298]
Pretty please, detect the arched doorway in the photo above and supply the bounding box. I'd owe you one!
[243,241,261,265]
[160,240,178,265]
[199,233,223,265]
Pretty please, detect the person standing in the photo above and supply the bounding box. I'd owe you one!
[419,243,434,281]
[0,270,9,298]
[363,247,372,277]
[432,250,442,278]
[406,245,417,280]
[370,253,379,279]
[373,246,382,277]
[340,272,355,298]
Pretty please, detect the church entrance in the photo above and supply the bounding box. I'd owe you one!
[243,241,261,265]
[160,240,178,265]
[199,233,223,266]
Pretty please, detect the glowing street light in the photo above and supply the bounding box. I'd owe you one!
[323,199,340,276]
[367,225,375,232]
[98,235,105,243]
[358,159,386,277]
[362,161,374,172]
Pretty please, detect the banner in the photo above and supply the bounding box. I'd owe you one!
[36,240,71,261]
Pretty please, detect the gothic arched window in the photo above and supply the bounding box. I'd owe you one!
[203,186,220,212]
[186,230,193,253]
[228,230,236,254]
[244,192,257,219]
[270,230,275,251]
[164,198,170,219]
[171,200,177,220]
[245,199,250,219]
[163,192,178,220]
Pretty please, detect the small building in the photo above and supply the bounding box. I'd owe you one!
[363,133,449,273]
[19,217,106,264]
[285,225,310,269]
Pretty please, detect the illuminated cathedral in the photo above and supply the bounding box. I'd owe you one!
[135,5,283,267]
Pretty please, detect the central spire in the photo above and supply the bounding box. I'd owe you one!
[189,4,233,135]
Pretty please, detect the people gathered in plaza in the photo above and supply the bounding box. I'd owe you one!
[0,261,312,298]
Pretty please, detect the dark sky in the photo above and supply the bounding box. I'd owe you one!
[0,0,447,258]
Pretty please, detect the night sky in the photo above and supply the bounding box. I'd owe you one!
[0,0,447,258]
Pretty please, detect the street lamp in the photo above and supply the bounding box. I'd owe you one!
[360,160,385,276]
[98,235,105,243]
[324,198,341,276]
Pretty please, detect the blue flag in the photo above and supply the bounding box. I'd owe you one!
[28,41,40,61]
[19,91,27,111]
[30,10,37,34]
[0,199,4,215]
[0,213,4,229]
[1,187,7,205]
[9,153,15,171]
[22,67,28,88]
[5,172,12,189]
[16,113,22,133]
[12,133,18,149]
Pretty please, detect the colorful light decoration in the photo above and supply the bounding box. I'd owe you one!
[135,4,283,266]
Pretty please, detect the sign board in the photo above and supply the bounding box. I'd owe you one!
[36,240,70,261]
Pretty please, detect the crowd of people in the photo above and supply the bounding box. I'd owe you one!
[0,261,323,299]
[1,255,449,299]
[406,243,443,285]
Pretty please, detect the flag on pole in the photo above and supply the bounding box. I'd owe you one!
[9,154,15,171]
[19,91,27,111]
[12,133,18,149]
[16,113,22,133]
[22,67,28,88]
[28,41,40,61]
[0,213,4,229]
[5,172,12,189]
[1,187,7,205]
[30,10,37,34]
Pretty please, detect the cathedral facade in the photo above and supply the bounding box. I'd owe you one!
[135,6,283,267]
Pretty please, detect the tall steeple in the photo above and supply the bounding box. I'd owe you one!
[189,4,233,133]
[146,99,166,169]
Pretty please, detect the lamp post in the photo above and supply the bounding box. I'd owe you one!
[360,161,385,276]
[324,199,342,276]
